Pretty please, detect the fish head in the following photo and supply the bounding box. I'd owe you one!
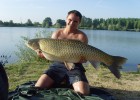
[25,38,41,51]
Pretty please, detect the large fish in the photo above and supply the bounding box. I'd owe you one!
[26,38,127,79]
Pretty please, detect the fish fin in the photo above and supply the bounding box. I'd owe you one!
[103,56,127,79]
[64,62,75,70]
[112,56,127,66]
[89,61,100,69]
[107,56,127,79]
[108,65,121,79]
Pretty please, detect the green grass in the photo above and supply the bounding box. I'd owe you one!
[5,62,140,100]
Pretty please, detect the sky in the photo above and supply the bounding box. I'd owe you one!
[0,0,140,24]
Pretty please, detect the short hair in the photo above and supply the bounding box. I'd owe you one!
[67,10,82,22]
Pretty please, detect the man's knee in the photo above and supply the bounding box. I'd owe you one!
[35,74,54,88]
[73,81,90,95]
[77,89,90,96]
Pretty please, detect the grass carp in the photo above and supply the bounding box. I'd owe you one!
[26,38,127,79]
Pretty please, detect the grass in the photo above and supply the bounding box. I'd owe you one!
[5,62,140,100]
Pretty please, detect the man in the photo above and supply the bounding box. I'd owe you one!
[35,10,90,95]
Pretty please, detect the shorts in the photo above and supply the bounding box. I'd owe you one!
[43,62,88,86]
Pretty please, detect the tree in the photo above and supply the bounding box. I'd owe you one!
[119,18,126,27]
[42,17,52,27]
[3,22,9,26]
[102,21,108,29]
[9,20,14,26]
[137,20,140,29]
[115,23,121,30]
[134,21,138,29]
[34,22,41,27]
[92,19,100,29]
[80,16,92,28]
[86,18,92,27]
[25,19,33,26]
[80,16,85,27]
[0,20,3,26]
[108,24,114,30]
[54,19,66,28]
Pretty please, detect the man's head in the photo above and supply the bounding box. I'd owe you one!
[67,10,82,22]
[66,10,82,29]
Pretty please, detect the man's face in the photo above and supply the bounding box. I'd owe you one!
[66,13,80,29]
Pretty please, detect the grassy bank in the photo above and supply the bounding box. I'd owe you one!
[5,62,140,100]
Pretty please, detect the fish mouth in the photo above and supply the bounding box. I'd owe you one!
[25,41,28,46]
[25,42,34,50]
[25,41,31,49]
[25,41,40,52]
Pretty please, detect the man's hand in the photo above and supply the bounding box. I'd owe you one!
[36,50,45,58]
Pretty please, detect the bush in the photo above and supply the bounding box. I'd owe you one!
[14,30,52,63]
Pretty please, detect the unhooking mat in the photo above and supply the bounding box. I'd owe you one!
[8,81,115,100]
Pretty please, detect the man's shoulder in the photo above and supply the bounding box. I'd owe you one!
[52,28,64,39]
[77,29,85,35]
[77,30,88,44]
[77,30,87,37]
[55,28,64,33]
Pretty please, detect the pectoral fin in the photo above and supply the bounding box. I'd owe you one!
[89,61,100,69]
[64,62,75,70]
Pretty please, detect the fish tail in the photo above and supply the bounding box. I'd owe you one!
[112,56,127,66]
[108,56,127,79]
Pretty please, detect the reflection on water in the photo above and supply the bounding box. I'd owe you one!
[0,27,140,71]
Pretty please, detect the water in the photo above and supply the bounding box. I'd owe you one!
[0,27,140,71]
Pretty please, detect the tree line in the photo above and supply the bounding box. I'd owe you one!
[1,16,140,32]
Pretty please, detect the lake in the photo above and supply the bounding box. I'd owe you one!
[0,27,140,71]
